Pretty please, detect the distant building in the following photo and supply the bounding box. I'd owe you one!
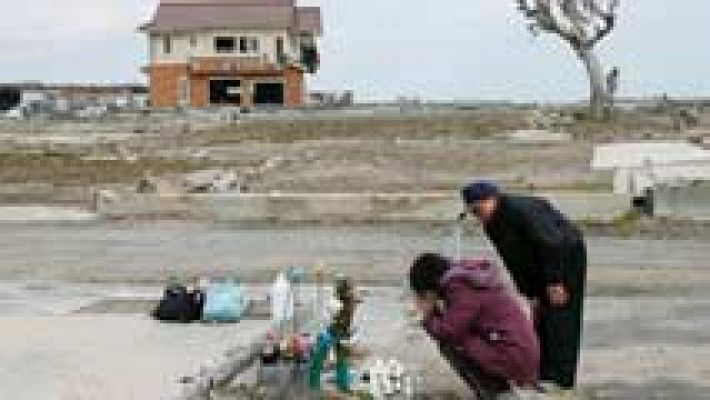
[0,83,148,115]
[139,0,322,108]
[307,90,354,107]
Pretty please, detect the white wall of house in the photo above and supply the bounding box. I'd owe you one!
[148,30,297,64]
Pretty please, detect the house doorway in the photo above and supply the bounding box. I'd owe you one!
[209,79,241,105]
[253,82,284,105]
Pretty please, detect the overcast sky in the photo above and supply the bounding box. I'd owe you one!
[0,0,707,101]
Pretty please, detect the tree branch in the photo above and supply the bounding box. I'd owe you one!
[516,0,619,49]
[586,0,619,47]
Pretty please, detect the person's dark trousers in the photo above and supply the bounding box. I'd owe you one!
[537,240,587,389]
[437,343,510,400]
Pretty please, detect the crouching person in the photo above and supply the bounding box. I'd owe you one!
[410,254,540,400]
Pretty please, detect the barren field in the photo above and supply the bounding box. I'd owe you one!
[0,109,709,398]
[0,108,703,198]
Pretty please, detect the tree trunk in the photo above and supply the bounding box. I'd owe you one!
[577,47,608,120]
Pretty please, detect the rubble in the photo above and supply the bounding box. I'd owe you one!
[183,169,242,194]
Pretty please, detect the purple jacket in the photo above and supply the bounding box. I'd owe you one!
[423,259,540,385]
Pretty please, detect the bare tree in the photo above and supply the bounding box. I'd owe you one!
[516,0,620,119]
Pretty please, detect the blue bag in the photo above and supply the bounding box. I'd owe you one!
[202,279,249,323]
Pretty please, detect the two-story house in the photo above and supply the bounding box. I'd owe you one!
[140,0,321,108]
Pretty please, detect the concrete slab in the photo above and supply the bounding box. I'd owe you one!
[95,191,628,224]
[0,315,267,400]
[0,206,96,222]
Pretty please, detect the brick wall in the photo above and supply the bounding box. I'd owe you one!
[148,64,189,108]
[284,67,304,107]
[148,64,305,108]
[189,77,208,108]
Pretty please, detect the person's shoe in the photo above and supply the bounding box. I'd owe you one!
[534,381,577,399]
[534,381,560,393]
[495,388,548,400]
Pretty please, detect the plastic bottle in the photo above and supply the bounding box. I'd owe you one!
[313,262,326,330]
[270,272,294,332]
[261,330,278,365]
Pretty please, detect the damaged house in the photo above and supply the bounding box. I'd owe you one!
[140,0,322,108]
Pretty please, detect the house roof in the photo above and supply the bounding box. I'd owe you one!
[141,0,321,33]
[295,7,321,33]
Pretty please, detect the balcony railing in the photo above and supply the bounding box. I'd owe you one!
[169,52,319,75]
[189,56,280,74]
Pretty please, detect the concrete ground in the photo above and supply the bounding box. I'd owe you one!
[0,315,266,400]
[1,281,709,399]
[0,222,708,398]
[1,222,710,286]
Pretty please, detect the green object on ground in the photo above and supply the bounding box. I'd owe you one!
[309,330,332,391]
[335,343,351,393]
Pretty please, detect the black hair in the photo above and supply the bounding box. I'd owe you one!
[409,253,451,295]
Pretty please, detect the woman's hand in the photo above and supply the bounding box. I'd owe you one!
[415,294,437,318]
[547,283,569,307]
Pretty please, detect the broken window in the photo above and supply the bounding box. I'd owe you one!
[276,37,286,64]
[238,37,260,54]
[163,35,172,54]
[254,82,284,105]
[210,79,242,105]
[215,37,236,53]
[276,37,284,55]
[249,37,260,53]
